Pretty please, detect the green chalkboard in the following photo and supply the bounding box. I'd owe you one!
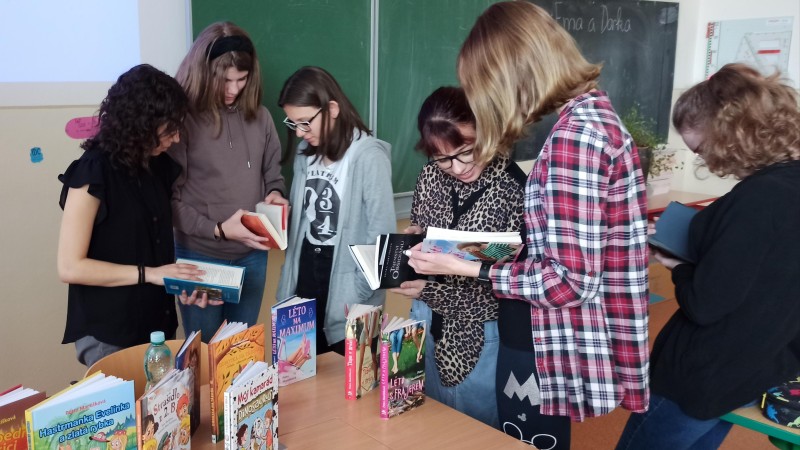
[190,0,371,171]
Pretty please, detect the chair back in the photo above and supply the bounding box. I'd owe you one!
[84,339,208,399]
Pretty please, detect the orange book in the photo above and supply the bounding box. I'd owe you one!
[207,322,266,444]
[0,385,46,450]
[241,202,288,250]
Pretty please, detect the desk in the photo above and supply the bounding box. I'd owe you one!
[193,353,529,449]
[647,190,718,221]
[722,405,800,448]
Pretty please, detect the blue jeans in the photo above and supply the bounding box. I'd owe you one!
[175,244,267,343]
[410,299,500,429]
[615,393,735,450]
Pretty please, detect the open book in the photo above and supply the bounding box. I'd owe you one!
[422,226,522,262]
[649,201,698,263]
[241,202,288,250]
[164,259,246,303]
[349,234,423,290]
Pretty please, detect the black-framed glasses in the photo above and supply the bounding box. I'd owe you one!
[283,108,323,132]
[429,146,475,169]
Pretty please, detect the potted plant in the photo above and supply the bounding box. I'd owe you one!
[621,107,666,182]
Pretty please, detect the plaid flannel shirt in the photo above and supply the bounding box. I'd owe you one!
[493,91,649,421]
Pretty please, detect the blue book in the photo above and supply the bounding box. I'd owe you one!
[271,296,317,386]
[649,201,698,263]
[164,259,245,303]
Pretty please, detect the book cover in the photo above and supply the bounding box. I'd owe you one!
[135,368,193,450]
[173,330,201,436]
[25,373,136,450]
[241,202,288,250]
[223,361,278,450]
[379,316,426,419]
[0,385,46,450]
[343,304,383,400]
[349,233,423,290]
[421,226,522,262]
[271,296,316,386]
[208,322,266,444]
[163,259,246,303]
[649,201,698,263]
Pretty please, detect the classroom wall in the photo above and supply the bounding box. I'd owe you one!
[1,0,798,394]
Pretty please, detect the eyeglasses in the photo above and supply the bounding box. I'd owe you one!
[429,146,475,170]
[283,108,323,132]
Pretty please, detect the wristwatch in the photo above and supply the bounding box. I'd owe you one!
[477,262,493,283]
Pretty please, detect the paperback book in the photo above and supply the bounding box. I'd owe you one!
[344,304,383,400]
[379,316,426,419]
[421,226,522,262]
[135,368,193,450]
[174,330,201,436]
[649,201,698,263]
[164,259,246,303]
[271,296,316,386]
[25,373,136,450]
[0,385,46,450]
[207,322,266,444]
[349,234,423,290]
[223,361,278,450]
[241,202,288,250]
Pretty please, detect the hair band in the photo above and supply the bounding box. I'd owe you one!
[207,35,254,61]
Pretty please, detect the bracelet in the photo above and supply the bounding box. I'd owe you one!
[217,222,227,241]
[137,264,145,285]
[477,262,492,284]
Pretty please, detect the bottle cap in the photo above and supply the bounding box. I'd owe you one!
[150,331,166,344]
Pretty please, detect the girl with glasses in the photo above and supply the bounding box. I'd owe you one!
[276,66,395,355]
[169,22,288,342]
[389,86,526,428]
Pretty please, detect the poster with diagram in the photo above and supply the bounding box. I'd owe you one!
[705,16,794,83]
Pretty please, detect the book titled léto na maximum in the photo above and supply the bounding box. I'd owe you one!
[422,226,522,263]
[25,373,136,450]
[163,259,246,303]
[241,202,288,250]
[223,361,278,450]
[271,296,317,386]
[380,315,426,419]
[349,233,423,290]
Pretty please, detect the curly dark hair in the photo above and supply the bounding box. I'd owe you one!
[81,64,188,172]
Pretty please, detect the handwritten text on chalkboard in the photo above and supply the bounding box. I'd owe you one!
[553,2,632,33]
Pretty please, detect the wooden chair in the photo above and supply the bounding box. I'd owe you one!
[85,339,208,399]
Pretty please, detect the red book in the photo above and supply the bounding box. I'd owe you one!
[0,385,46,450]
[241,202,288,250]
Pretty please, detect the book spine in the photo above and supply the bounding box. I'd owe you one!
[379,338,390,419]
[344,337,357,400]
[135,399,143,450]
[223,389,232,450]
[24,410,33,450]
[209,344,219,443]
[271,308,278,365]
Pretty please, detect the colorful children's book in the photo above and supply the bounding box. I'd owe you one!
[241,202,289,250]
[421,226,522,262]
[135,368,193,450]
[349,234,423,290]
[343,304,383,400]
[174,330,201,436]
[379,316,426,419]
[271,296,316,386]
[207,322,266,444]
[223,361,278,450]
[163,259,246,303]
[0,385,46,450]
[25,372,136,450]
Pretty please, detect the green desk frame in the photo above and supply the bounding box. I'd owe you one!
[722,406,800,449]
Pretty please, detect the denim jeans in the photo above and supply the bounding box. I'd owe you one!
[615,393,735,450]
[410,299,500,429]
[175,244,267,343]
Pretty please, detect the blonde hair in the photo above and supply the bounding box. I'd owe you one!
[673,63,800,179]
[175,22,262,136]
[457,1,601,164]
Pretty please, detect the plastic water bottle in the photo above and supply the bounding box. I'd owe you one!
[143,331,173,391]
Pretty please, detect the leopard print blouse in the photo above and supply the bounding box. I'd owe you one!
[411,155,525,386]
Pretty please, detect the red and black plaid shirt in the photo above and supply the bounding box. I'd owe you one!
[493,91,649,421]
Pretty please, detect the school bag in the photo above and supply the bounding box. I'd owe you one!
[762,377,800,428]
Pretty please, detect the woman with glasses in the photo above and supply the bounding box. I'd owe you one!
[389,86,525,428]
[168,22,287,342]
[276,66,395,355]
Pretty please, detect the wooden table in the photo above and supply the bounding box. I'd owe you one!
[193,353,530,449]
[722,405,800,448]
[647,190,718,221]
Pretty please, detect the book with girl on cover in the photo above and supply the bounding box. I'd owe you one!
[379,316,426,419]
[207,322,266,443]
[0,385,46,450]
[421,226,522,262]
[223,361,278,450]
[271,296,316,386]
[344,304,383,400]
[135,368,193,450]
[174,330,201,436]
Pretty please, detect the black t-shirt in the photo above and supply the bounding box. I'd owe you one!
[59,149,179,347]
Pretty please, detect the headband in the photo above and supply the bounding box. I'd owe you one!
[207,35,254,61]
